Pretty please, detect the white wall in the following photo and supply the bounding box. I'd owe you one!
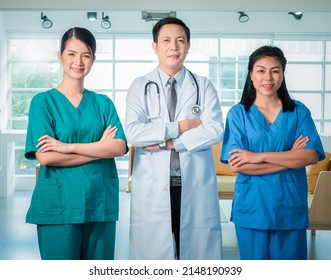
[2,10,331,34]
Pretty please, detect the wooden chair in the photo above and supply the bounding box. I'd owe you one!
[308,170,331,235]
[127,146,135,193]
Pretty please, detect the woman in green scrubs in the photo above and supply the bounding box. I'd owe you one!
[25,27,128,260]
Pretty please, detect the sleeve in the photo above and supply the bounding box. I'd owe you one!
[295,102,325,161]
[25,93,55,160]
[105,97,129,154]
[174,76,224,152]
[220,105,248,164]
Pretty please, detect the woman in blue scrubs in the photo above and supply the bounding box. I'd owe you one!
[25,27,128,260]
[221,45,325,260]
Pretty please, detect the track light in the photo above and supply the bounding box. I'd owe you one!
[142,11,176,22]
[87,12,97,21]
[101,12,111,29]
[41,12,53,29]
[289,12,303,20]
[238,12,249,23]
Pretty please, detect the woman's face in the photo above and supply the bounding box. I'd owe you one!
[250,56,284,98]
[58,38,94,81]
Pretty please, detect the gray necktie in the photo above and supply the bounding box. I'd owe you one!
[167,77,180,173]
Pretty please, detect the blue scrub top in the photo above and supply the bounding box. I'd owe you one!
[221,101,325,230]
[25,88,128,225]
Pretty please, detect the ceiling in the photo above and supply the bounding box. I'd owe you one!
[1,0,331,12]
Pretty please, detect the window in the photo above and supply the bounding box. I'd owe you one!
[6,33,331,178]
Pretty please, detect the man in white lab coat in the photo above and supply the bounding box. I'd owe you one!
[125,17,224,260]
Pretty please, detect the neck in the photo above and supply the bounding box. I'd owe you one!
[57,79,84,96]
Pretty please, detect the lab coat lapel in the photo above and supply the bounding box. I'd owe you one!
[175,71,196,118]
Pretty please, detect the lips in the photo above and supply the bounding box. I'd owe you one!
[263,84,273,90]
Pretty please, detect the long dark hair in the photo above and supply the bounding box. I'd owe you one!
[60,27,96,60]
[240,45,295,112]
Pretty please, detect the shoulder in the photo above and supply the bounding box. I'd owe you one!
[30,89,55,106]
[292,100,311,115]
[85,89,113,105]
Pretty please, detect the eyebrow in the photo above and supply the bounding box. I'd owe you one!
[256,65,281,69]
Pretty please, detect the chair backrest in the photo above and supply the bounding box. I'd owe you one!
[309,171,331,225]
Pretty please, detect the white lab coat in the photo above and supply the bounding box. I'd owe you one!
[125,66,224,260]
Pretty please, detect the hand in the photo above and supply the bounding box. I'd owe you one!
[291,135,309,150]
[36,135,70,153]
[178,119,202,133]
[228,148,264,167]
[143,144,162,151]
[100,126,118,141]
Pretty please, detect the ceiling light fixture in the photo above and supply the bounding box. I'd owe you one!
[101,12,111,29]
[142,11,176,22]
[288,12,304,20]
[238,12,249,23]
[87,12,97,21]
[41,12,53,29]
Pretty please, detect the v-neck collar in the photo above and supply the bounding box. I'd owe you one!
[251,103,283,131]
[52,88,89,113]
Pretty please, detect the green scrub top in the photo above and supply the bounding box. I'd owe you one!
[25,88,127,225]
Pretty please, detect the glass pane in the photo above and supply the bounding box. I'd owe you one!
[115,39,155,60]
[220,38,271,57]
[96,39,113,60]
[286,64,322,91]
[325,41,331,61]
[274,41,323,61]
[10,39,59,60]
[15,144,38,175]
[188,38,218,61]
[115,62,157,89]
[12,91,37,117]
[85,62,112,90]
[11,62,60,88]
[220,63,235,89]
[324,122,331,134]
[114,92,127,122]
[12,120,28,130]
[184,62,214,80]
[325,65,331,90]
[291,93,321,119]
[325,94,331,119]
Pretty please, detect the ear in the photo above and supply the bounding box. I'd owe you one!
[152,42,158,54]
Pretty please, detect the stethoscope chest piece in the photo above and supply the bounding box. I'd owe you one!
[191,104,202,115]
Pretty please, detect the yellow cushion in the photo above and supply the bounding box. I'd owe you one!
[212,143,236,176]
[306,152,331,194]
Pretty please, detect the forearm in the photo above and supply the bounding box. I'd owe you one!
[70,139,127,158]
[36,152,99,167]
[262,149,318,169]
[230,162,286,175]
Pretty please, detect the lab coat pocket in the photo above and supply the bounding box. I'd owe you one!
[34,178,64,215]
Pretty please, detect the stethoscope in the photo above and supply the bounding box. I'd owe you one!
[144,70,201,119]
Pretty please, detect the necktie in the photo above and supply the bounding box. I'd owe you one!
[167,77,180,173]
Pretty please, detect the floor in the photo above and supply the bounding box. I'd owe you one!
[0,191,330,260]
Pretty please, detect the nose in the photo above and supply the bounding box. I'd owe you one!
[170,40,178,51]
[264,71,272,80]
[75,55,84,66]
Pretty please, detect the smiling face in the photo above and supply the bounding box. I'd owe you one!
[152,23,190,76]
[58,38,94,81]
[250,56,284,98]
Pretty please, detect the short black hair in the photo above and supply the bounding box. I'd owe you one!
[152,17,190,43]
[60,27,96,59]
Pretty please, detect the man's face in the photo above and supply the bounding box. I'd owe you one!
[152,23,190,76]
